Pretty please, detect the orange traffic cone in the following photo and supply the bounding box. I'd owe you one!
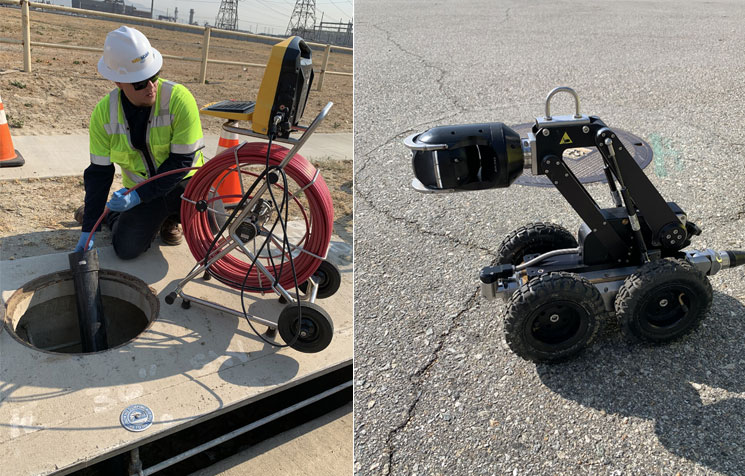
[0,93,24,168]
[213,130,242,206]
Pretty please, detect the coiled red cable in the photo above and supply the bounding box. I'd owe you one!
[181,142,334,292]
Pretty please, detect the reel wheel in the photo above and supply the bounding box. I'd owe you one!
[615,258,712,343]
[505,272,604,362]
[278,302,334,353]
[298,259,342,299]
[181,142,334,293]
[497,222,577,265]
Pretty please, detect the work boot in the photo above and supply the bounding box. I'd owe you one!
[74,205,84,225]
[160,216,183,246]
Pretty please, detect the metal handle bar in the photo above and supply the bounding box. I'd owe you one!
[403,132,449,151]
[545,87,582,120]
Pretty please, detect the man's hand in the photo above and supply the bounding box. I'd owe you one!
[107,188,141,212]
[74,232,95,253]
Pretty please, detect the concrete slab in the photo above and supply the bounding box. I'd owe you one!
[192,402,352,476]
[0,132,352,181]
[0,236,352,475]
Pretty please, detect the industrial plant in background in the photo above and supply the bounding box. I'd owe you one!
[69,0,352,47]
[286,0,352,47]
[212,0,352,46]
[70,0,152,19]
[302,20,353,48]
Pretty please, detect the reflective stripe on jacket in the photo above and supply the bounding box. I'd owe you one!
[88,79,205,188]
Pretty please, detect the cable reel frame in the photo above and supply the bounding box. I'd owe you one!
[166,102,340,353]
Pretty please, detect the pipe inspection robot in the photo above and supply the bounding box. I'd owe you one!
[404,87,745,363]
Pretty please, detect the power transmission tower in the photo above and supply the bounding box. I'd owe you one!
[286,0,316,38]
[215,0,239,30]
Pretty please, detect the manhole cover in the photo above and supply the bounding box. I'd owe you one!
[511,123,653,187]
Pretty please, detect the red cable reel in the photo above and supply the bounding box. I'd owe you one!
[181,142,334,292]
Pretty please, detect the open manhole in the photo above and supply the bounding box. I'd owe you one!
[511,123,653,187]
[3,269,159,354]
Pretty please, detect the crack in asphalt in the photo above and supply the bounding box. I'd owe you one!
[381,288,482,475]
[698,200,745,228]
[736,204,745,222]
[355,112,498,254]
[356,184,497,255]
[368,24,460,111]
[365,20,539,114]
[355,124,497,475]
[355,149,497,255]
[356,111,460,161]
[356,11,523,474]
[355,129,496,474]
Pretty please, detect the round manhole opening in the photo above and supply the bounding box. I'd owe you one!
[4,269,159,354]
[511,123,653,187]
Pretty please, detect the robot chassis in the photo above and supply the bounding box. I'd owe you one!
[405,87,745,363]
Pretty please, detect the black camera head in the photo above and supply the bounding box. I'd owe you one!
[404,122,524,193]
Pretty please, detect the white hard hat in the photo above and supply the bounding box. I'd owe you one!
[97,26,163,83]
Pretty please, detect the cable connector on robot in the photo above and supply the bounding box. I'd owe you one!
[685,249,745,276]
[479,264,520,302]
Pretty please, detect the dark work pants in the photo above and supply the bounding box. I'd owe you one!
[107,179,188,260]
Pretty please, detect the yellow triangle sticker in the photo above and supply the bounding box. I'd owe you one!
[560,132,573,145]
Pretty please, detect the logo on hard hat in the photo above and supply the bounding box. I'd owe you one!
[131,51,150,64]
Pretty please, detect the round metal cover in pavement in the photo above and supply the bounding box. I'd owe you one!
[120,404,154,432]
[511,123,653,187]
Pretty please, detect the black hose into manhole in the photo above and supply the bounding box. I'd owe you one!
[68,249,108,352]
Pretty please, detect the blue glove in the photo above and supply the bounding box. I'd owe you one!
[74,232,94,253]
[107,188,141,212]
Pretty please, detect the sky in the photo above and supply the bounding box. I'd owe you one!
[51,0,353,37]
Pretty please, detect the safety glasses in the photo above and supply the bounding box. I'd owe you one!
[131,72,159,91]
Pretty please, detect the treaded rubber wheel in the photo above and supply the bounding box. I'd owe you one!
[278,302,334,353]
[505,272,604,363]
[496,222,578,265]
[298,259,342,299]
[615,258,712,343]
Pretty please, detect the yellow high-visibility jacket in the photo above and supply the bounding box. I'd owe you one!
[88,79,205,188]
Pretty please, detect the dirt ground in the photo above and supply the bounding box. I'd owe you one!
[0,7,352,136]
[0,159,352,260]
[0,6,352,260]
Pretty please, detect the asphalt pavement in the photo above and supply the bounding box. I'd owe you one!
[354,1,745,475]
